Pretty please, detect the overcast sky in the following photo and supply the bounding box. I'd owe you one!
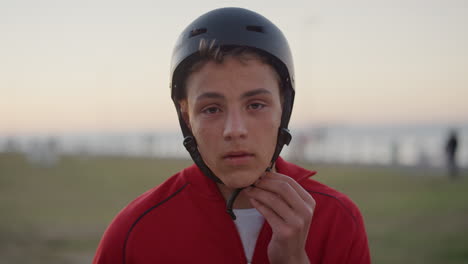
[1,0,467,134]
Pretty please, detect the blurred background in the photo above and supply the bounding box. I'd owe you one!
[1,0,467,263]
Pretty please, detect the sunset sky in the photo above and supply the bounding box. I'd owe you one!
[1,0,467,134]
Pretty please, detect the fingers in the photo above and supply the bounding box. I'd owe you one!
[249,197,286,229]
[245,185,297,223]
[244,172,315,229]
[249,172,315,216]
[245,172,315,264]
[248,193,306,237]
[263,172,315,206]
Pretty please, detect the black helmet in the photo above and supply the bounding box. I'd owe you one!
[170,7,295,192]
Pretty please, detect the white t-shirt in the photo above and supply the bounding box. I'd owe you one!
[233,208,265,264]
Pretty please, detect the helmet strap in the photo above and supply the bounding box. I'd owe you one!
[175,101,224,184]
[182,136,224,184]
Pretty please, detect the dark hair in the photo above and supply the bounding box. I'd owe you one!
[175,39,283,101]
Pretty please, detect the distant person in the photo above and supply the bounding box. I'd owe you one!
[93,8,370,264]
[445,129,459,179]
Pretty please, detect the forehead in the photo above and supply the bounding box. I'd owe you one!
[185,56,280,99]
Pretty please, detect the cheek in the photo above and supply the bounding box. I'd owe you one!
[266,108,282,146]
[191,119,219,152]
[263,106,282,133]
[251,115,280,151]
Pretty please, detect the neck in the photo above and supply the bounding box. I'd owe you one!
[216,164,276,209]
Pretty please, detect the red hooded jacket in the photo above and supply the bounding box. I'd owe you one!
[93,157,370,263]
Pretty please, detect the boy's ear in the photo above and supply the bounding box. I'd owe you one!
[178,100,191,129]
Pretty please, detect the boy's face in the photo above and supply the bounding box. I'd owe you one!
[181,56,282,188]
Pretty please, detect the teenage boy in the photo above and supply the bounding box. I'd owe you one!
[93,7,370,264]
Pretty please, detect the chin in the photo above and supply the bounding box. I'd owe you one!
[220,169,263,189]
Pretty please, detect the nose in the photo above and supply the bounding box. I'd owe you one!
[223,109,247,141]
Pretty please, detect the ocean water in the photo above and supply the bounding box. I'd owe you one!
[1,123,467,168]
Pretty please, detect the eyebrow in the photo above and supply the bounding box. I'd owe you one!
[241,88,271,99]
[196,92,224,101]
[196,88,272,101]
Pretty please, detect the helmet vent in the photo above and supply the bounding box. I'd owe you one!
[246,25,264,33]
[189,28,207,38]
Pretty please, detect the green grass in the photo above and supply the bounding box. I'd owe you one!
[1,154,467,263]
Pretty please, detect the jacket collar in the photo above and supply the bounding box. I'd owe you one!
[275,156,317,182]
[181,156,317,200]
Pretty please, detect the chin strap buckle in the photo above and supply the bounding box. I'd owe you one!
[280,127,292,146]
[183,136,197,153]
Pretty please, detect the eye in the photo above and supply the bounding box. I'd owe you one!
[248,103,265,110]
[202,106,221,114]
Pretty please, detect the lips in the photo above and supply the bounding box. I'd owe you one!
[223,151,254,159]
[222,151,254,165]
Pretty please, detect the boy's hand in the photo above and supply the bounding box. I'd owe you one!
[244,171,315,264]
